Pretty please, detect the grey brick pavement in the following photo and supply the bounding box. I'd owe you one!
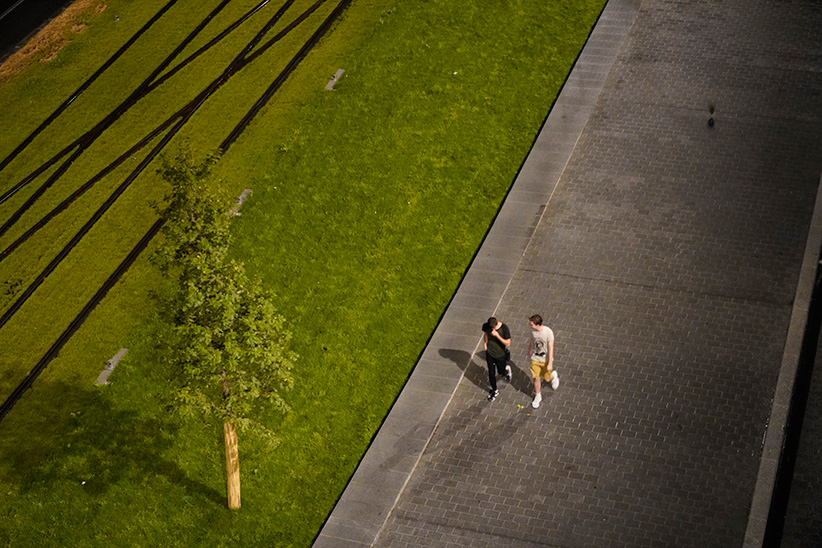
[314,0,822,547]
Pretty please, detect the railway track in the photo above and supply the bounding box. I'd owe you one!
[0,0,353,421]
[0,0,181,174]
[0,0,325,258]
[0,0,261,228]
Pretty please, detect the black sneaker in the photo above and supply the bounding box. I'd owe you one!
[487,389,499,402]
[505,365,512,382]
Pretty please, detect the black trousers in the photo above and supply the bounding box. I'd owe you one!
[486,353,507,392]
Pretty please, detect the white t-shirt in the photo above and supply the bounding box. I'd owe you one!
[530,325,554,363]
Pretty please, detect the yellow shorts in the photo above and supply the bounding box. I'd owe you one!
[530,359,553,381]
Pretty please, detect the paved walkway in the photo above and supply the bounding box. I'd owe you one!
[314,0,822,546]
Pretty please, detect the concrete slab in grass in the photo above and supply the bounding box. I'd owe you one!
[440,302,491,321]
[475,241,528,263]
[563,72,610,90]
[568,65,615,81]
[438,310,499,333]
[584,32,630,49]
[535,111,588,137]
[574,50,623,66]
[578,43,624,60]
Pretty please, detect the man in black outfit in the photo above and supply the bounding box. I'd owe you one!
[482,316,511,401]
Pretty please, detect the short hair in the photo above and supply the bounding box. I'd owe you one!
[529,314,543,326]
[482,317,498,334]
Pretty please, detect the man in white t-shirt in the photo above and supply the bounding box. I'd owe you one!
[527,314,558,409]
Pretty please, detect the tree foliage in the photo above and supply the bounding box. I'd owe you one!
[153,151,295,446]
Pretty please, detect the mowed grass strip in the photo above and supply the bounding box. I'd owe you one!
[0,0,606,547]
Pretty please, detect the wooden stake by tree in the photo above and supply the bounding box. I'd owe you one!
[153,152,295,509]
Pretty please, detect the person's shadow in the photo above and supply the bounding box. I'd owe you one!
[438,349,532,396]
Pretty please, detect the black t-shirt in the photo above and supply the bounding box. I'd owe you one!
[482,322,510,360]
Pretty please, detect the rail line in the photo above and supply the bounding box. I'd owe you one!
[0,0,275,207]
[0,0,180,174]
[0,0,353,421]
[0,0,323,260]
[0,218,164,421]
[0,0,330,259]
[0,0,237,235]
[0,0,311,326]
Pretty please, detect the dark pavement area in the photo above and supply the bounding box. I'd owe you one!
[0,0,72,61]
[782,325,822,546]
[315,0,822,546]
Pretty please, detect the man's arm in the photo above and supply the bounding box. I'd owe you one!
[483,332,488,351]
[527,336,534,358]
[547,340,554,368]
[493,327,511,348]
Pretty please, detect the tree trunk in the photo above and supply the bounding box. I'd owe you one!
[224,422,241,509]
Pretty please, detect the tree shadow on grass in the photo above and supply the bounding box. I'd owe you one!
[0,378,223,506]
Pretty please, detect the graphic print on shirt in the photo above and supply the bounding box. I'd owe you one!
[533,339,546,358]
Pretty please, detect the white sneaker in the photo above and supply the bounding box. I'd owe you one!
[551,372,559,390]
[505,365,512,382]
[531,393,542,408]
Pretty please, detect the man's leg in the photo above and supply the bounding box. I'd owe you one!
[486,355,499,400]
[496,357,511,382]
[548,366,559,390]
[530,360,543,408]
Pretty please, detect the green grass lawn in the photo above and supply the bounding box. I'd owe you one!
[0,0,606,546]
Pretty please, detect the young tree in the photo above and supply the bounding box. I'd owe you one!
[153,152,295,509]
